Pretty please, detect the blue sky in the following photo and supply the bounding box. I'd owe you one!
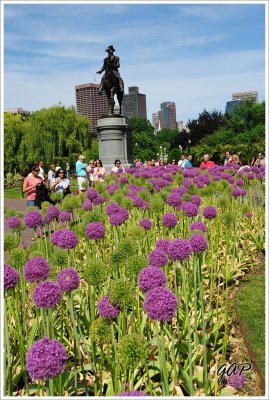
[3,1,266,124]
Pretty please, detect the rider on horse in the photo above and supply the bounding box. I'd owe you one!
[96,45,124,95]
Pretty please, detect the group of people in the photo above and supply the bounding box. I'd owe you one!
[23,161,71,208]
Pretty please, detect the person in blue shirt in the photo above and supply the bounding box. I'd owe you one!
[183,154,193,170]
[76,155,88,192]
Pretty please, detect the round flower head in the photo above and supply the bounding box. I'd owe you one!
[33,281,62,309]
[155,239,171,253]
[203,206,217,219]
[117,391,146,396]
[117,333,149,370]
[105,202,121,216]
[57,229,78,249]
[148,249,168,267]
[26,337,67,380]
[232,187,241,197]
[86,221,106,240]
[182,201,199,217]
[59,211,71,223]
[144,287,178,321]
[167,192,182,207]
[138,266,166,292]
[190,221,206,233]
[24,210,43,228]
[162,212,178,228]
[139,218,152,230]
[227,370,245,389]
[24,256,50,283]
[190,195,202,207]
[168,238,191,261]
[82,198,92,211]
[246,211,252,219]
[109,213,125,226]
[86,187,98,200]
[51,228,65,246]
[7,216,21,229]
[57,268,80,292]
[189,234,208,253]
[4,264,20,292]
[46,205,60,219]
[92,194,105,205]
[240,189,247,197]
[98,295,120,318]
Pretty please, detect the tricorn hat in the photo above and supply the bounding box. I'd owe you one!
[106,45,115,52]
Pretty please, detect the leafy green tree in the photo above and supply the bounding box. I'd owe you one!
[155,128,179,151]
[168,148,181,163]
[130,117,158,161]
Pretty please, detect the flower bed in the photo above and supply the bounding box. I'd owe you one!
[4,163,265,396]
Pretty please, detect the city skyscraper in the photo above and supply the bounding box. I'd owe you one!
[75,83,110,136]
[122,87,147,119]
[160,102,176,129]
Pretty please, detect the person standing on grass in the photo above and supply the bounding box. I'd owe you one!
[23,165,43,207]
[48,164,56,189]
[76,154,88,192]
[38,161,45,180]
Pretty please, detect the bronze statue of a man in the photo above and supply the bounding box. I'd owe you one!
[96,45,124,95]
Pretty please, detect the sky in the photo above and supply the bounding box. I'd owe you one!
[3,1,267,124]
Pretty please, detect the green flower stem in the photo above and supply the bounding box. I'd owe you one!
[156,321,169,396]
[181,266,193,396]
[197,256,208,391]
[4,297,12,396]
[67,294,79,396]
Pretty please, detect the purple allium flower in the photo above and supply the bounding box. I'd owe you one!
[133,196,144,208]
[144,287,178,321]
[189,234,208,253]
[57,268,80,292]
[247,173,255,180]
[246,212,252,219]
[82,198,92,211]
[138,266,166,292]
[86,221,106,240]
[183,178,193,188]
[97,295,120,318]
[190,195,202,207]
[256,172,264,181]
[86,187,98,200]
[59,211,71,223]
[182,201,199,217]
[139,218,152,230]
[155,239,171,253]
[117,392,146,396]
[196,181,204,189]
[7,216,21,229]
[92,194,105,205]
[4,264,20,292]
[203,206,217,219]
[167,192,182,207]
[168,239,191,261]
[51,228,65,246]
[26,337,67,380]
[235,178,244,186]
[56,229,78,249]
[227,370,245,389]
[120,208,129,221]
[24,256,50,283]
[33,281,62,309]
[190,221,207,233]
[120,176,128,184]
[148,249,168,267]
[162,212,178,228]
[172,187,187,196]
[109,213,125,226]
[232,187,242,197]
[105,202,121,216]
[46,205,60,219]
[24,210,43,228]
[240,189,247,197]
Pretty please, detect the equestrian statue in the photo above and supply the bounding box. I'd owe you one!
[96,45,124,115]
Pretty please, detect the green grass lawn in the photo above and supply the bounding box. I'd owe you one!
[4,186,23,199]
[235,272,265,379]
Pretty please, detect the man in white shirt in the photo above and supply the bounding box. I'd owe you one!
[38,161,45,180]
[178,154,186,168]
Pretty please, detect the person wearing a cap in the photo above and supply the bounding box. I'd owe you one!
[76,155,88,192]
[96,45,124,94]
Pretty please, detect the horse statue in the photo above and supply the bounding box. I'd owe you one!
[96,45,124,115]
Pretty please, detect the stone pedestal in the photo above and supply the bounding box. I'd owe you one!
[96,115,132,171]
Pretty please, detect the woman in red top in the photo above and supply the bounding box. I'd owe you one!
[23,165,43,207]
